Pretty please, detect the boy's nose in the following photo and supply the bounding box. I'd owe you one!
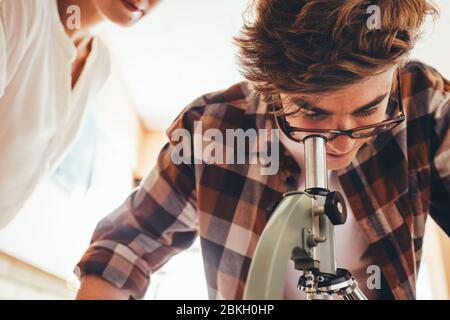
[328,134,355,155]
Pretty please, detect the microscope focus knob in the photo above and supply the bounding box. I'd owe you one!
[324,191,347,225]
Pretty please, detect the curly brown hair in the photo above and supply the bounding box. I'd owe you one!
[235,0,438,98]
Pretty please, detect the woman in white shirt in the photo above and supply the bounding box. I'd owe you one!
[0,0,158,229]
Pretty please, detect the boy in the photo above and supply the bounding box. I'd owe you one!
[76,0,449,299]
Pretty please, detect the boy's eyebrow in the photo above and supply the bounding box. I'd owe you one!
[290,92,390,115]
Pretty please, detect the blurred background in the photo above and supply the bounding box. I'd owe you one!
[0,0,449,300]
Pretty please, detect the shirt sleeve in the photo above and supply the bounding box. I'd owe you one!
[422,64,450,236]
[0,0,44,98]
[0,1,7,97]
[75,103,204,299]
[430,93,450,235]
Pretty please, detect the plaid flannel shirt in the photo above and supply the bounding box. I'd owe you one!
[76,61,450,300]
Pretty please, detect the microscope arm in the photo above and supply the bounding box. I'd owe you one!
[243,191,336,299]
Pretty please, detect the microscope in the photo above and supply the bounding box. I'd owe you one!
[243,134,367,300]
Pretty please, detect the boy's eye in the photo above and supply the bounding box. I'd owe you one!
[354,107,378,117]
[303,113,324,120]
[299,110,326,120]
[299,106,380,120]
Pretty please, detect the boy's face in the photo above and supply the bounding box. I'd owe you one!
[94,0,158,26]
[279,67,397,171]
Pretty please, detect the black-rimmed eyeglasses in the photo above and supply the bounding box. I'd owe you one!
[273,71,405,143]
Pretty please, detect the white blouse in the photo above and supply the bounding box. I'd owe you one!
[0,0,110,228]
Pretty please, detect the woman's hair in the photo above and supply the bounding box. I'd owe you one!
[235,0,438,98]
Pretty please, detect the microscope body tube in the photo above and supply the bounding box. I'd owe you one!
[304,136,328,190]
[303,135,337,276]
